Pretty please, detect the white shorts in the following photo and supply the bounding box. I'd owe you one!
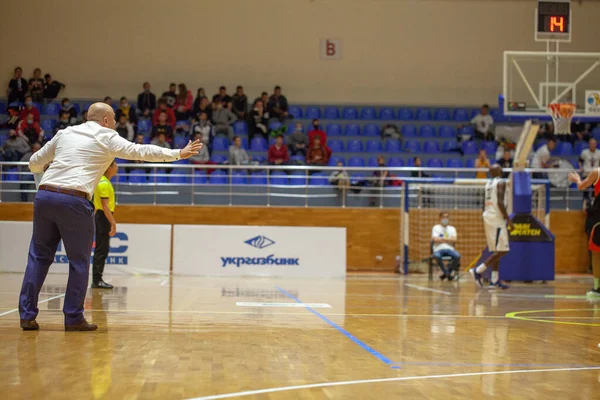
[484,220,510,252]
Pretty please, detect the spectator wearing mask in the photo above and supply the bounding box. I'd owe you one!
[60,97,78,124]
[308,119,327,146]
[43,73,65,102]
[1,107,21,130]
[475,149,491,179]
[152,98,176,129]
[307,136,329,167]
[369,156,389,207]
[212,86,232,107]
[469,104,495,142]
[17,113,43,144]
[268,134,290,165]
[7,67,28,104]
[531,137,557,179]
[411,156,430,178]
[431,211,461,281]
[115,96,138,125]
[136,82,156,118]
[174,83,193,121]
[229,136,251,165]
[498,149,513,178]
[28,68,45,103]
[190,112,212,145]
[151,111,174,143]
[151,132,172,149]
[193,96,212,122]
[115,114,135,141]
[267,85,289,122]
[288,123,309,157]
[162,83,178,108]
[19,96,40,123]
[55,111,72,134]
[249,100,269,139]
[212,101,237,141]
[328,160,351,204]
[231,86,248,120]
[1,129,31,161]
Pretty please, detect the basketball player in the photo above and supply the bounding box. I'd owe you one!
[470,165,514,289]
[569,169,600,298]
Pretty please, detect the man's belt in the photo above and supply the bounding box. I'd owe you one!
[39,185,88,200]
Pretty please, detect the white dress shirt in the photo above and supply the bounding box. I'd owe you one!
[30,121,180,199]
[431,224,457,252]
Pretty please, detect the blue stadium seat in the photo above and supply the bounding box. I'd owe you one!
[326,123,343,137]
[403,140,421,153]
[446,158,463,168]
[360,107,377,120]
[72,104,81,115]
[174,135,187,148]
[592,127,600,139]
[442,140,459,152]
[385,139,402,153]
[363,124,380,137]
[270,171,289,185]
[0,133,8,146]
[434,109,451,121]
[470,109,480,119]
[250,137,268,151]
[367,156,379,167]
[212,136,229,151]
[288,106,303,119]
[438,125,456,138]
[2,168,19,182]
[268,121,282,131]
[329,156,345,166]
[324,107,340,119]
[416,108,432,121]
[41,119,57,132]
[289,171,307,186]
[193,171,208,184]
[329,139,344,152]
[348,157,365,167]
[379,107,395,120]
[290,155,305,164]
[211,154,227,164]
[305,106,321,119]
[231,172,248,185]
[248,172,267,185]
[309,173,329,186]
[82,102,93,112]
[0,101,5,114]
[117,170,128,183]
[453,108,469,121]
[345,124,360,136]
[402,124,417,138]
[268,136,276,146]
[137,119,151,133]
[423,140,441,153]
[209,170,228,184]
[388,157,404,167]
[33,102,42,111]
[253,155,267,164]
[555,141,573,156]
[460,126,474,136]
[287,123,301,134]
[397,108,414,120]
[129,170,147,184]
[462,141,479,155]
[9,101,22,108]
[43,102,60,116]
[427,158,443,168]
[366,140,382,153]
[152,170,168,184]
[574,140,589,154]
[482,141,498,156]
[169,172,189,184]
[342,107,358,120]
[347,140,363,152]
[419,125,436,137]
[173,158,190,165]
[233,120,248,135]
[465,159,476,168]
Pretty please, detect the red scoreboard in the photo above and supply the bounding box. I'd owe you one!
[535,1,571,41]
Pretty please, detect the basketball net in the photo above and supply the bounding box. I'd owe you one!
[548,103,576,135]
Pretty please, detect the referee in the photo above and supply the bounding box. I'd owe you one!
[19,103,201,331]
[91,160,118,289]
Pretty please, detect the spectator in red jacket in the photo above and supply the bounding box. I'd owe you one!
[268,134,290,165]
[19,96,40,123]
[17,113,43,144]
[308,119,327,146]
[152,98,176,129]
[174,83,193,121]
[307,136,329,166]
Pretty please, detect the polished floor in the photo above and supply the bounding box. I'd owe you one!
[0,272,599,399]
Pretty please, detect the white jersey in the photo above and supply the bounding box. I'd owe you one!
[483,177,507,223]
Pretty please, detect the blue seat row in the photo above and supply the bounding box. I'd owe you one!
[287,106,488,121]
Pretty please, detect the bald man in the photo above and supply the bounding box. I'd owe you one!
[19,103,201,331]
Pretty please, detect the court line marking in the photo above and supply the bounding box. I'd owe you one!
[275,286,395,366]
[404,283,451,295]
[188,366,600,400]
[0,294,66,317]
[506,309,600,327]
[235,302,332,308]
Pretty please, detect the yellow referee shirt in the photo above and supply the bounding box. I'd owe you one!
[93,176,115,212]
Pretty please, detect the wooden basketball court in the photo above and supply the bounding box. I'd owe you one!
[1,273,599,399]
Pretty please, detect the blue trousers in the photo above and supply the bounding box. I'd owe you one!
[19,190,95,325]
[432,248,461,273]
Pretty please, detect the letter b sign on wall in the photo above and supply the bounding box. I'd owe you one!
[320,38,342,60]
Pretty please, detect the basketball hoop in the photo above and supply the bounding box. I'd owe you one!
[548,103,576,135]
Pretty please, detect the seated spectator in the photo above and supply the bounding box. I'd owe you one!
[137,82,156,118]
[308,119,327,146]
[531,137,557,179]
[572,121,591,143]
[174,83,193,121]
[115,114,135,141]
[538,122,555,140]
[475,149,491,179]
[328,160,350,191]
[212,101,237,141]
[288,123,309,157]
[20,141,41,162]
[28,68,44,103]
[162,83,177,109]
[267,85,289,122]
[268,134,289,165]
[152,98,176,129]
[307,136,329,166]
[1,129,31,161]
[193,96,212,121]
[431,211,461,280]
[190,112,212,144]
[212,86,231,107]
[59,97,78,123]
[369,156,389,207]
[79,110,88,124]
[228,136,251,165]
[103,96,113,106]
[17,113,43,144]
[1,107,21,130]
[192,88,208,116]
[254,91,269,110]
[151,111,174,142]
[126,134,151,174]
[231,86,248,120]
[116,96,138,125]
[150,132,172,149]
[19,96,40,123]
[43,73,65,102]
[55,111,73,134]
[189,132,212,166]
[249,99,269,139]
[580,138,600,179]
[382,124,401,140]
[7,67,28,104]
[18,141,42,202]
[411,156,430,178]
[470,104,495,142]
[498,148,513,178]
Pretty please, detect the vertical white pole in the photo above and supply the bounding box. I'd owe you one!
[555,42,560,103]
[546,41,550,108]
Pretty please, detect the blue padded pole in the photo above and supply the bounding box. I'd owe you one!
[512,171,532,214]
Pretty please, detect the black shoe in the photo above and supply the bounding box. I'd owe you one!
[65,318,98,332]
[20,319,39,331]
[439,274,447,281]
[91,280,113,289]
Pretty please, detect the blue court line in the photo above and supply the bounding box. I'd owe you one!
[275,286,395,366]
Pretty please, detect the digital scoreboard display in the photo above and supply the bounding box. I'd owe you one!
[537,1,570,35]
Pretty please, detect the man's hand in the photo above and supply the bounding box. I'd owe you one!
[507,219,514,231]
[109,223,117,237]
[568,171,581,184]
[179,140,203,159]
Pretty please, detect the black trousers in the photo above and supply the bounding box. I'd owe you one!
[92,210,111,283]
